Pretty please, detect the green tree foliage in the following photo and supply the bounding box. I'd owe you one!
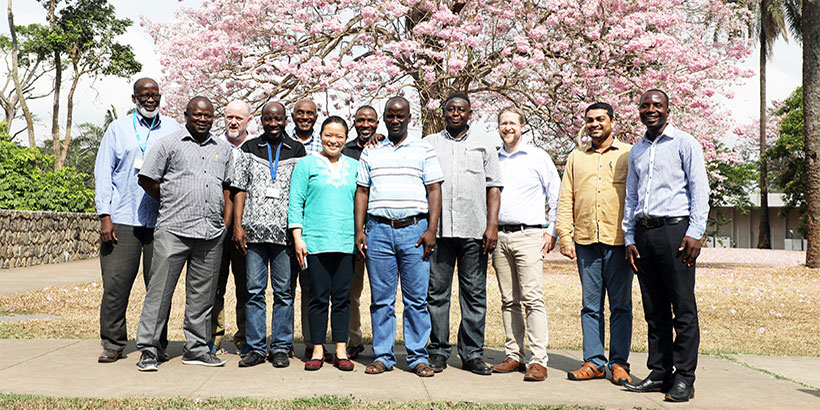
[0,122,93,212]
[707,143,758,236]
[768,87,806,235]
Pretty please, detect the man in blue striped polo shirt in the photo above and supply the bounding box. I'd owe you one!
[354,96,443,377]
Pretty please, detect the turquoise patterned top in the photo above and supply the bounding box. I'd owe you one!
[288,153,358,254]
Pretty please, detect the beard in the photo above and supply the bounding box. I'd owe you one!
[136,102,159,119]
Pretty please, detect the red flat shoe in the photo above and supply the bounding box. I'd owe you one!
[334,355,354,371]
[304,358,324,371]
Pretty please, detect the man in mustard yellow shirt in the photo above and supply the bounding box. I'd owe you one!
[556,102,633,386]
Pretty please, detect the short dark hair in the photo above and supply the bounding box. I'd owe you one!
[444,92,470,107]
[584,102,614,120]
[355,105,377,117]
[641,89,670,106]
[320,115,349,138]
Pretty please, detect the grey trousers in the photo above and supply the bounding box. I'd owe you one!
[99,223,167,351]
[136,229,224,357]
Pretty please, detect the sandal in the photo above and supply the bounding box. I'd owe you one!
[414,362,435,378]
[365,361,390,374]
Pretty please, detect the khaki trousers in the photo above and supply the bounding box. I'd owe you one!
[347,259,366,347]
[491,228,549,366]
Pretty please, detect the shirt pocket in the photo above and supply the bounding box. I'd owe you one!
[465,149,484,174]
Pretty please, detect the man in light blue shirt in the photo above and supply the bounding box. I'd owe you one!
[622,89,709,403]
[354,96,443,377]
[93,78,179,363]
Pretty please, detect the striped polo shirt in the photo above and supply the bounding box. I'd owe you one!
[357,135,444,219]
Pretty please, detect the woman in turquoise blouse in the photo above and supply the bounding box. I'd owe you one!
[288,116,359,372]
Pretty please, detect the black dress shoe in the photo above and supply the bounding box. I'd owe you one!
[462,358,492,375]
[624,376,667,393]
[664,380,695,402]
[429,354,447,373]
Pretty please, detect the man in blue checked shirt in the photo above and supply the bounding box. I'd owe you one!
[94,78,179,363]
[622,89,709,403]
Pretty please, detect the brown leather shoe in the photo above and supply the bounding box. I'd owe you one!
[567,361,605,380]
[490,357,526,373]
[524,363,547,381]
[610,363,632,385]
[97,348,124,363]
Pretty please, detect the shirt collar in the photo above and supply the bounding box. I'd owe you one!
[290,128,317,144]
[585,138,623,153]
[442,126,471,142]
[499,142,529,157]
[180,127,216,145]
[136,112,162,129]
[256,133,294,150]
[642,123,678,143]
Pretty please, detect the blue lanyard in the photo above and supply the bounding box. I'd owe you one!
[133,113,158,153]
[267,141,283,183]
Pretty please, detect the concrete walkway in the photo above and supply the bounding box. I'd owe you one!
[0,339,817,409]
[1,256,819,409]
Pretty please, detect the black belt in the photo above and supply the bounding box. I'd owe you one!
[638,216,687,229]
[371,213,427,229]
[498,224,542,233]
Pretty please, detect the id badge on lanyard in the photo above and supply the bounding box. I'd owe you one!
[133,113,157,170]
[265,142,283,199]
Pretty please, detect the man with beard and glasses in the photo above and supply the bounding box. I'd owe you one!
[94,77,179,363]
[209,100,253,356]
[341,105,378,359]
[233,102,306,368]
[135,96,234,371]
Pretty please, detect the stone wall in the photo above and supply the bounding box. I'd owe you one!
[0,210,98,269]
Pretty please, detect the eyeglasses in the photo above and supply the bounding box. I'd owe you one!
[135,93,162,102]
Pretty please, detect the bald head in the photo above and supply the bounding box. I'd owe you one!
[184,96,215,140]
[225,100,252,143]
[132,78,161,118]
[292,99,318,139]
[133,77,158,94]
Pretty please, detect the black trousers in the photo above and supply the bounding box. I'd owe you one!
[99,223,166,351]
[307,253,354,345]
[634,220,699,385]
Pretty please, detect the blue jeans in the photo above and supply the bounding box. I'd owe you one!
[575,243,633,370]
[365,217,431,369]
[245,243,293,355]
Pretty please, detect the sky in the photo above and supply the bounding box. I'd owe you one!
[0,0,804,145]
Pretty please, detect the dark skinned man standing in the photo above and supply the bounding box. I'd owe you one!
[354,97,443,377]
[232,102,306,368]
[134,96,234,371]
[622,90,709,402]
[425,92,503,375]
[94,78,178,363]
[341,105,378,359]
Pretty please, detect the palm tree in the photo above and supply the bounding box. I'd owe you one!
[755,0,801,249]
[803,0,820,267]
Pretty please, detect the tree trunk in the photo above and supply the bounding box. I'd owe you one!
[6,0,36,147]
[56,63,80,169]
[804,0,820,267]
[757,30,772,248]
[47,0,62,168]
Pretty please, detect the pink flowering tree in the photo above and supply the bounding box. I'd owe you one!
[145,0,753,160]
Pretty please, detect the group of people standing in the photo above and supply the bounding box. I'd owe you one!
[95,77,707,403]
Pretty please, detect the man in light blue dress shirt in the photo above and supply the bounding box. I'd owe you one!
[622,89,709,402]
[94,78,179,363]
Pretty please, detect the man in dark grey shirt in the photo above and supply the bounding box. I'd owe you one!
[134,96,234,371]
